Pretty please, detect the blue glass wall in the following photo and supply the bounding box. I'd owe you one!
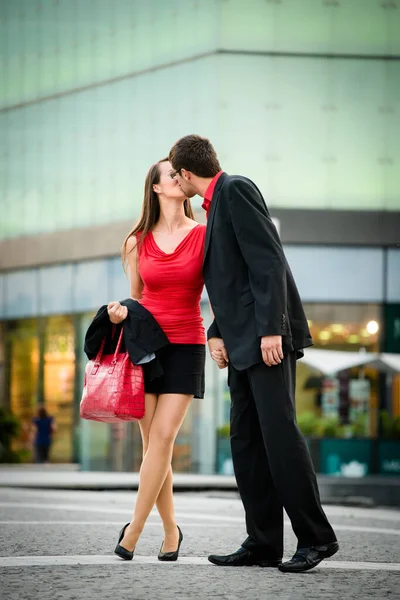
[1,0,399,240]
[1,248,399,320]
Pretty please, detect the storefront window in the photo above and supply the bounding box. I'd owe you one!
[43,316,75,462]
[6,319,40,457]
[0,323,5,405]
[304,303,380,351]
[296,303,381,437]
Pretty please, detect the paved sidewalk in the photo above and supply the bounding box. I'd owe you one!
[1,466,399,507]
[0,466,236,490]
[1,487,399,600]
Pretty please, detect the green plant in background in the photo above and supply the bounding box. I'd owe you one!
[348,413,369,438]
[217,424,230,439]
[315,416,343,439]
[296,412,320,437]
[296,412,344,438]
[219,410,400,441]
[380,411,400,440]
[0,408,22,463]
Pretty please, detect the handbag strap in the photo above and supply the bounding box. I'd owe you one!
[94,338,106,364]
[113,327,125,361]
[94,325,122,364]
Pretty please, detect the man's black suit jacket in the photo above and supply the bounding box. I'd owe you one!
[203,173,312,371]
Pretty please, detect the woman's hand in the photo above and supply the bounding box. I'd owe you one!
[208,337,229,369]
[107,301,128,324]
[212,348,228,369]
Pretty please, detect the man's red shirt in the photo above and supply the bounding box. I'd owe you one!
[202,171,223,218]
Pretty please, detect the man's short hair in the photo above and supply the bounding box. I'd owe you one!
[169,134,221,178]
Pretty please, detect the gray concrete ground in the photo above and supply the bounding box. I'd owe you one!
[1,466,399,508]
[0,487,399,600]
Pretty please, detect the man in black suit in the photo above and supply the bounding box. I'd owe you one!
[169,135,338,573]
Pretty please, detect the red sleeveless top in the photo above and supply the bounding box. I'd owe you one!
[138,224,206,344]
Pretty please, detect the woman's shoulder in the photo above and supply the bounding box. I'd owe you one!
[126,233,146,257]
[193,222,206,234]
[126,234,139,251]
[185,222,206,244]
[196,223,207,239]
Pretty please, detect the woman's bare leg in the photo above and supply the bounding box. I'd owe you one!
[138,394,178,551]
[120,393,192,551]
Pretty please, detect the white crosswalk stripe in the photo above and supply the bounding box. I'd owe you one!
[1,554,399,571]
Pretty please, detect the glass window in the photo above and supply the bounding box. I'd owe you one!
[0,323,6,407]
[43,316,75,462]
[72,261,109,312]
[296,303,381,438]
[4,270,39,318]
[388,249,400,303]
[108,257,130,301]
[0,276,5,318]
[285,246,384,303]
[39,265,74,316]
[304,303,380,351]
[220,0,399,56]
[6,319,40,458]
[77,312,112,472]
[1,0,218,109]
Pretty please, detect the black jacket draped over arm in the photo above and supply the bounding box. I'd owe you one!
[84,298,170,380]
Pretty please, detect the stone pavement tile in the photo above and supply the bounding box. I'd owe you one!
[1,565,398,600]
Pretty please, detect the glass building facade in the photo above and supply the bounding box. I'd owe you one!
[1,0,399,472]
[1,248,400,470]
[1,0,400,241]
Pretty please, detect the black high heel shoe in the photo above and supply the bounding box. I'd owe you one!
[114,523,134,561]
[158,526,183,562]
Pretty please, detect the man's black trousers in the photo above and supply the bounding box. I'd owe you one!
[229,352,336,559]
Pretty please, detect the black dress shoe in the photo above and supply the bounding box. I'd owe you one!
[158,526,183,562]
[208,547,281,568]
[278,541,339,573]
[114,522,134,561]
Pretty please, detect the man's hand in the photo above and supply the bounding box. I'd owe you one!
[208,337,229,369]
[107,301,128,324]
[261,335,283,367]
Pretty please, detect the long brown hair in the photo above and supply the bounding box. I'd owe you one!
[121,158,195,269]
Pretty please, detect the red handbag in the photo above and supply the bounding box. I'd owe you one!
[80,328,145,422]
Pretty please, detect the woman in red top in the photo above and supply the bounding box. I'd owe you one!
[108,158,206,562]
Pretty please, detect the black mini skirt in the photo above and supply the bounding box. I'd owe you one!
[144,343,205,399]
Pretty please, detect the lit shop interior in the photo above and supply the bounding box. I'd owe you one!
[2,299,399,477]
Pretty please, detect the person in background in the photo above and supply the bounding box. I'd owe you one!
[31,405,55,464]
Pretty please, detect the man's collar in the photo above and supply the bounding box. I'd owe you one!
[203,170,223,202]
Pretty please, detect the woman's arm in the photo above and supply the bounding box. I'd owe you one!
[108,235,144,324]
[126,235,144,300]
